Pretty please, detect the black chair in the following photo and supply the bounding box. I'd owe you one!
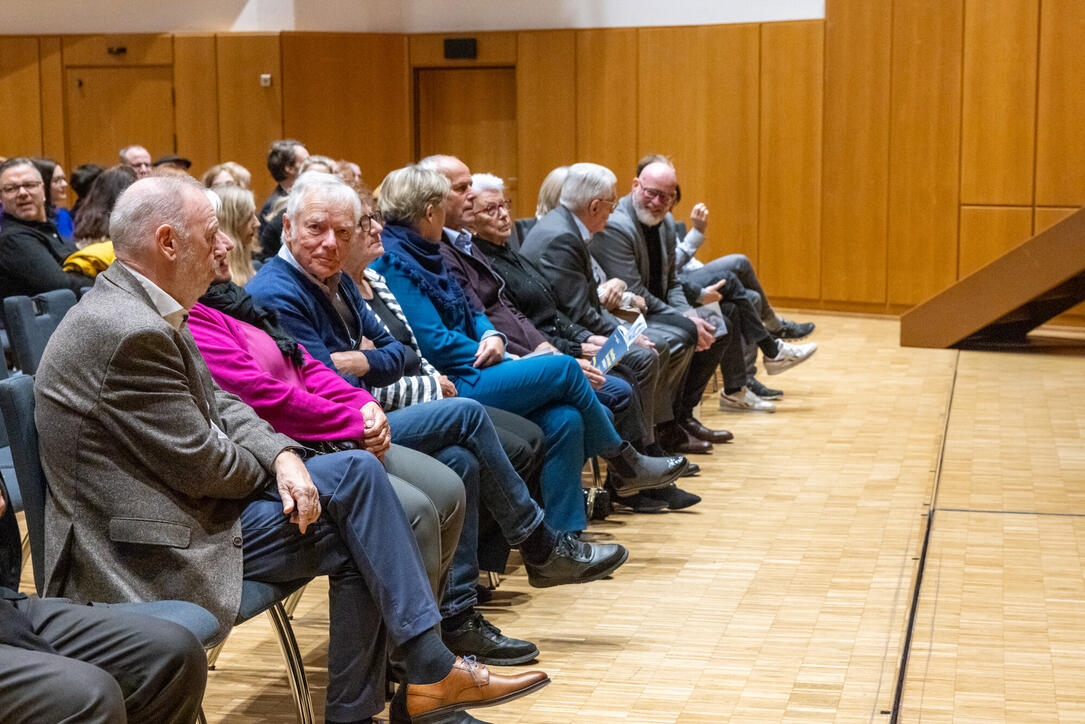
[514,217,537,249]
[0,375,316,723]
[3,289,78,375]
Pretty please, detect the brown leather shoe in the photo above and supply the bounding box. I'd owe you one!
[658,423,713,455]
[406,657,550,722]
[680,417,733,444]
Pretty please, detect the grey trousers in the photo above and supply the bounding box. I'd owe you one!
[0,596,207,724]
[383,443,466,602]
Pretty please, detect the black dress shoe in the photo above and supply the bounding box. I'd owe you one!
[774,319,815,339]
[747,377,783,400]
[658,423,713,455]
[442,611,539,666]
[525,531,628,588]
[605,441,689,493]
[609,486,669,513]
[679,417,733,444]
[642,483,702,510]
[681,462,701,477]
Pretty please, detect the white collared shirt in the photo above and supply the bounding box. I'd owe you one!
[119,262,187,330]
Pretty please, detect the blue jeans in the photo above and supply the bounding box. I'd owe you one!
[455,354,624,532]
[240,450,440,721]
[387,398,544,619]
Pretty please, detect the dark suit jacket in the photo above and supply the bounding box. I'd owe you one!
[519,206,623,336]
[0,212,92,300]
[591,194,691,316]
[439,239,548,356]
[34,263,294,634]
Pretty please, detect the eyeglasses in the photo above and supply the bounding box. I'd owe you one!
[0,181,44,195]
[639,185,675,205]
[476,200,512,216]
[593,197,619,212]
[359,210,383,232]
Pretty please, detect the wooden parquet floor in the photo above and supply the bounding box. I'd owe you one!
[17,312,1084,722]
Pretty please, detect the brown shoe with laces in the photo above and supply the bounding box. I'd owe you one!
[405,656,550,722]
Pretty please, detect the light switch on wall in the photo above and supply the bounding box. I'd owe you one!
[259,73,272,87]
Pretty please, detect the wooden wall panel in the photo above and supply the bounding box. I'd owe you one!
[0,37,43,157]
[958,206,1033,278]
[215,34,282,203]
[758,21,823,300]
[517,30,577,221]
[173,34,219,179]
[39,37,66,166]
[637,24,760,266]
[575,29,638,185]
[1035,0,1085,207]
[820,0,891,303]
[409,32,516,67]
[960,0,1039,204]
[282,33,410,188]
[62,34,172,67]
[887,0,964,306]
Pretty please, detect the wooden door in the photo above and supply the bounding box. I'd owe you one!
[415,67,520,213]
[65,66,174,168]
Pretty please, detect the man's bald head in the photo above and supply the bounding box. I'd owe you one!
[420,154,475,230]
[631,161,678,227]
[111,177,202,258]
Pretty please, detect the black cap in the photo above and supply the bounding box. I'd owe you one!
[153,154,192,169]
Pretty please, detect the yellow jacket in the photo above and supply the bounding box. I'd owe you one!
[63,240,116,276]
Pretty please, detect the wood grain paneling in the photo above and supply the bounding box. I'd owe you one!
[759,21,823,300]
[575,29,638,185]
[409,32,516,67]
[821,0,891,303]
[39,37,65,166]
[173,34,219,179]
[62,34,172,66]
[637,24,760,266]
[0,37,43,157]
[888,0,964,307]
[960,0,1039,204]
[216,34,282,203]
[283,33,410,188]
[416,67,519,210]
[516,30,577,221]
[1034,206,1085,322]
[65,66,174,168]
[958,206,1033,278]
[1035,0,1085,207]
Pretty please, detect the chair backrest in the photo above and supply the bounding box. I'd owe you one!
[514,217,538,250]
[3,289,78,375]
[0,375,46,594]
[675,220,687,240]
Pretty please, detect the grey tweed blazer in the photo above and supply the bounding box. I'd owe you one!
[34,263,294,636]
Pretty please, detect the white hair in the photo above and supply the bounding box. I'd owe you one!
[110,176,199,254]
[285,171,361,225]
[559,163,617,213]
[202,187,222,214]
[471,173,504,194]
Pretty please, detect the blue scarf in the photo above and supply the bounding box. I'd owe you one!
[379,223,479,339]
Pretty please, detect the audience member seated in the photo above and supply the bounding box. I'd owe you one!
[152,154,192,176]
[63,165,138,278]
[369,165,688,530]
[35,175,548,723]
[0,158,93,299]
[594,160,817,413]
[299,155,337,175]
[202,161,252,190]
[0,484,209,724]
[193,214,628,667]
[118,145,152,179]
[468,173,700,512]
[336,159,365,195]
[212,184,261,285]
[520,163,730,455]
[69,163,103,219]
[31,158,73,238]
[260,139,309,225]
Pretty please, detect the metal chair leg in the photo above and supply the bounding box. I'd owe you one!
[487,570,500,589]
[204,638,227,670]
[266,601,315,724]
[281,584,307,618]
[196,706,208,724]
[585,456,604,517]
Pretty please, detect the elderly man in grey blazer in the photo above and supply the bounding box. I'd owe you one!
[34,176,548,724]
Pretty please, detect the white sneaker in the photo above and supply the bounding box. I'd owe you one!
[719,387,776,413]
[763,341,817,376]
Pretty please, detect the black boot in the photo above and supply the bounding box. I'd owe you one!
[605,442,687,493]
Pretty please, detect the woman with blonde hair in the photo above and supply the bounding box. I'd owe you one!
[213,184,260,285]
[535,165,568,219]
[201,161,251,189]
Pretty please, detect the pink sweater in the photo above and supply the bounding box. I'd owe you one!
[187,302,376,443]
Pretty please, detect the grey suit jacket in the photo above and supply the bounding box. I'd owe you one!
[34,263,295,637]
[590,194,692,316]
[519,206,623,336]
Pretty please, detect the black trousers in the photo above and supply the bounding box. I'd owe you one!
[0,596,207,724]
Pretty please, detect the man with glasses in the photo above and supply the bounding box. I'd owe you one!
[0,158,93,299]
[118,145,153,179]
